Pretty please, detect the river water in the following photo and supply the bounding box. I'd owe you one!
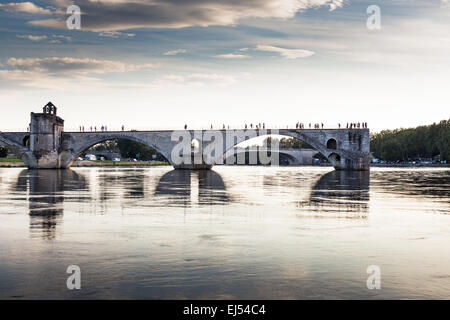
[0,166,449,299]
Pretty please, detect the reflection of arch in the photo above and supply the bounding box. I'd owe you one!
[66,135,172,168]
[326,138,337,150]
[155,170,228,206]
[300,170,370,215]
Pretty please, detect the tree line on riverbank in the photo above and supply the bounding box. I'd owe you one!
[370,119,450,162]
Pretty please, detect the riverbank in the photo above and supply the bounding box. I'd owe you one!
[0,159,170,168]
[1,159,449,168]
[371,163,450,168]
[72,160,170,167]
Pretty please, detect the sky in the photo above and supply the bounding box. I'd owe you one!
[0,0,449,132]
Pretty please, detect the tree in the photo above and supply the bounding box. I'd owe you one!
[370,119,450,162]
[116,139,163,161]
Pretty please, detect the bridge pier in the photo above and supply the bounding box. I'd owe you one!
[333,155,371,171]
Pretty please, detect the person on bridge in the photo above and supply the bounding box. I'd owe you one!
[321,123,324,129]
[184,124,187,130]
[122,125,125,131]
[338,123,341,129]
[263,123,265,129]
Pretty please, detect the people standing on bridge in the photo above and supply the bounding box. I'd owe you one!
[338,123,341,129]
[211,124,213,129]
[122,125,125,131]
[82,126,85,132]
[250,124,253,129]
[79,126,82,132]
[245,124,247,129]
[321,123,324,129]
[184,124,187,130]
[263,123,265,129]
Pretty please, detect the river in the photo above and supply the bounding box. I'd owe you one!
[0,166,449,299]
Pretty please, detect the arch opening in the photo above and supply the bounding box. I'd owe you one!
[219,133,327,166]
[68,137,171,168]
[329,152,341,163]
[0,146,8,158]
[23,136,30,147]
[327,138,337,150]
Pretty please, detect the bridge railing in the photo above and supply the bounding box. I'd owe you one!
[63,124,368,132]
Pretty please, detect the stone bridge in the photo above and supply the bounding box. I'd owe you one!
[0,103,370,171]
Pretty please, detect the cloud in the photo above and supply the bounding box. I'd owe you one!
[17,35,48,41]
[164,49,187,56]
[0,56,158,90]
[152,73,237,88]
[329,0,344,11]
[98,31,136,38]
[52,34,72,41]
[0,2,53,15]
[4,57,156,75]
[28,0,344,31]
[215,53,250,59]
[255,45,315,59]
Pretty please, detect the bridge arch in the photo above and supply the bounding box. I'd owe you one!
[212,130,343,167]
[64,134,173,168]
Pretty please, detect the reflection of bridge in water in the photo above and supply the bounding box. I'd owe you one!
[15,170,87,239]
[155,170,230,206]
[298,170,370,216]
